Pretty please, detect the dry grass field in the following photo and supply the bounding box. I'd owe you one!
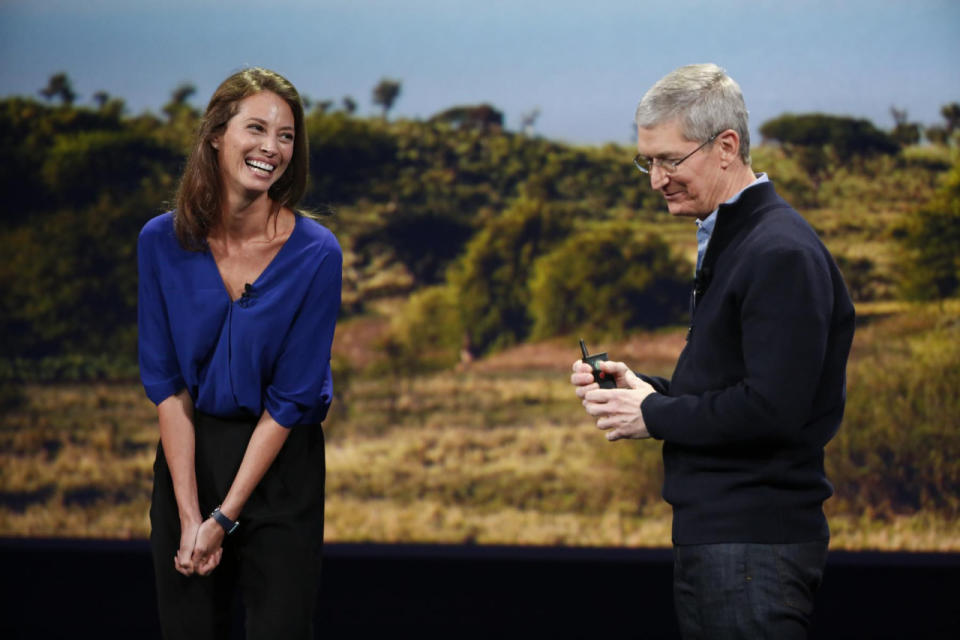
[2,300,958,551]
[4,95,957,553]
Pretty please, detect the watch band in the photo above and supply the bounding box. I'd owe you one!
[210,506,239,535]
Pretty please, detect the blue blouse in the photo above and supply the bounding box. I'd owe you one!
[137,211,342,428]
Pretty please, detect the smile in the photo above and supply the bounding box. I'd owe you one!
[245,159,276,175]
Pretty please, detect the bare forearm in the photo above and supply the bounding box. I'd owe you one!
[218,410,291,521]
[157,390,201,526]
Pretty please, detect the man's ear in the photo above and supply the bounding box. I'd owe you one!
[716,129,740,167]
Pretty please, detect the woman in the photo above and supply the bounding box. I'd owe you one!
[138,67,341,638]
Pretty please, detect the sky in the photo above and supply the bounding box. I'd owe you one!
[1,0,958,146]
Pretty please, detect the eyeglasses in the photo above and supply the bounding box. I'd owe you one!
[633,132,720,175]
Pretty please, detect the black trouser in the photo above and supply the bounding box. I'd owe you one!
[673,540,829,640]
[150,412,325,640]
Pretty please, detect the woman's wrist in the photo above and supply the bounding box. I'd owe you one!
[179,510,203,528]
[209,506,239,535]
[217,501,240,522]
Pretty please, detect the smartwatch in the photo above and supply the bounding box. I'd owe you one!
[210,506,239,535]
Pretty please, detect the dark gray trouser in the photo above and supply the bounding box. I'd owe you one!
[673,540,829,640]
[150,412,325,640]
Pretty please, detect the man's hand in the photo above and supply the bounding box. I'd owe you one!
[571,359,656,441]
[571,359,600,396]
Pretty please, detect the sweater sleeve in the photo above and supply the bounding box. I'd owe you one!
[636,373,670,394]
[263,242,342,428]
[643,245,833,447]
[137,222,186,405]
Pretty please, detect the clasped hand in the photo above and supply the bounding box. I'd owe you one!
[173,517,225,577]
[571,359,655,441]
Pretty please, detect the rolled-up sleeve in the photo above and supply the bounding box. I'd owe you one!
[137,226,185,405]
[264,243,342,428]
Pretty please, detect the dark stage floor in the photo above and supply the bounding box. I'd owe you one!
[1,539,958,639]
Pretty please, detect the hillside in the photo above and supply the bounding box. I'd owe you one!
[1,93,959,549]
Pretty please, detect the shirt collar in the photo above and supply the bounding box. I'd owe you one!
[697,172,769,232]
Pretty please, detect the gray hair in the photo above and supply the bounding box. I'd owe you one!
[635,63,751,165]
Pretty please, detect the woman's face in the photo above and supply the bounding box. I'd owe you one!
[212,90,295,199]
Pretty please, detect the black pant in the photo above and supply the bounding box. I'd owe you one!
[150,412,325,640]
[673,540,829,640]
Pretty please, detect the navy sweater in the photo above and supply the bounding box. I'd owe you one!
[640,181,855,545]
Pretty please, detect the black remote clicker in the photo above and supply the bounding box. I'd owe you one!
[579,339,616,389]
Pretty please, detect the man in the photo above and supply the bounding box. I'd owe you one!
[571,64,855,639]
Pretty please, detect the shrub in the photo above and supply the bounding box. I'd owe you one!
[305,111,397,204]
[528,222,690,339]
[759,113,899,163]
[41,130,181,205]
[382,285,464,372]
[828,315,960,515]
[897,157,960,299]
[450,198,571,355]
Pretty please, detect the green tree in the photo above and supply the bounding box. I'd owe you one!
[372,78,402,119]
[353,207,474,285]
[897,158,960,299]
[450,198,571,356]
[305,111,397,203]
[890,106,922,147]
[0,189,160,361]
[163,83,196,118]
[429,104,504,132]
[759,113,898,174]
[834,255,877,302]
[159,83,199,152]
[926,125,948,146]
[0,96,130,223]
[41,129,181,205]
[528,222,689,339]
[941,102,960,135]
[39,72,76,105]
[382,285,464,372]
[93,91,110,109]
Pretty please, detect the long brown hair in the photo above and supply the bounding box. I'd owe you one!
[173,67,309,251]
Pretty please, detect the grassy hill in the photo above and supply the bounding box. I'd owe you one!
[2,300,958,550]
[1,95,958,549]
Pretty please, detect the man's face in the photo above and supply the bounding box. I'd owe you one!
[636,120,725,219]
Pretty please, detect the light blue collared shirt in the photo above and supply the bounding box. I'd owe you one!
[695,173,769,273]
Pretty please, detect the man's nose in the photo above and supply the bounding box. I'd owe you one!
[649,165,670,190]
